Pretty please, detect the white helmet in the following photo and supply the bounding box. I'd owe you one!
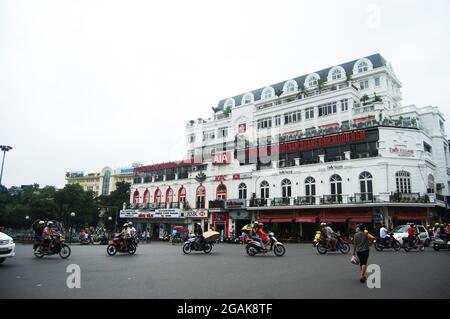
[123,223,128,227]
[320,222,326,227]
[47,221,54,225]
[38,221,45,225]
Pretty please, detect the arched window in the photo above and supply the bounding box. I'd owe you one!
[216,184,227,200]
[143,189,150,203]
[242,93,254,105]
[224,98,235,108]
[305,73,320,88]
[359,172,373,201]
[283,80,297,94]
[196,185,206,209]
[332,69,342,80]
[132,190,140,204]
[357,61,368,73]
[427,174,435,194]
[281,179,292,198]
[166,188,174,204]
[260,180,270,199]
[178,186,186,203]
[305,177,316,204]
[330,174,343,202]
[353,58,373,74]
[396,171,411,194]
[261,87,274,100]
[154,188,162,204]
[238,183,247,199]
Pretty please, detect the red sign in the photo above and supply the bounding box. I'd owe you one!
[233,174,240,180]
[212,152,232,165]
[215,175,226,182]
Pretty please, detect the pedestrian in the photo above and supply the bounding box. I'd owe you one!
[352,223,375,283]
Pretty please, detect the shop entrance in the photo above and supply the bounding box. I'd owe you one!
[215,222,226,240]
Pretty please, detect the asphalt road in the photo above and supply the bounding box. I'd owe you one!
[1,242,449,299]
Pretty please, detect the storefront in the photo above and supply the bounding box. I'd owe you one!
[211,212,229,239]
[182,209,210,233]
[226,199,251,238]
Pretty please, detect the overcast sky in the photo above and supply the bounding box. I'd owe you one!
[1,0,450,188]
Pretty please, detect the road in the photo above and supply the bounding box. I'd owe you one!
[1,242,449,299]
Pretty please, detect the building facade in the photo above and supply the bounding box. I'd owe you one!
[66,165,137,196]
[128,54,450,240]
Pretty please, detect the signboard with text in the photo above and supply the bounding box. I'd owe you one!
[154,209,180,218]
[212,152,232,165]
[183,210,209,218]
[225,199,246,209]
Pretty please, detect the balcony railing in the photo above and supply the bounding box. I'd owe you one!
[209,200,225,209]
[271,197,291,206]
[249,198,268,207]
[294,196,317,205]
[320,194,346,204]
[389,192,429,203]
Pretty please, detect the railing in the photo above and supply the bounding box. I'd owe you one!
[271,197,291,206]
[435,194,445,202]
[249,198,268,207]
[389,192,429,203]
[349,193,381,203]
[209,200,225,209]
[294,196,317,205]
[320,195,346,204]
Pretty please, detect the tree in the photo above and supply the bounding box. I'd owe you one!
[317,78,327,93]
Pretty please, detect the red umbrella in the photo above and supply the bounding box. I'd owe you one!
[173,226,184,229]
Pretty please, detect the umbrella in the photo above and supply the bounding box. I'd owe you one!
[241,224,253,231]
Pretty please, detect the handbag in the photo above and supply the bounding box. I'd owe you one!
[351,255,359,265]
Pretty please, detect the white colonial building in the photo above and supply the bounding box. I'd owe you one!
[127,54,450,241]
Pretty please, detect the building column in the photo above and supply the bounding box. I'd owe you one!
[319,155,325,163]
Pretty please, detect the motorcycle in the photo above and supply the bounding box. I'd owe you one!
[79,235,94,245]
[432,237,450,251]
[99,233,109,245]
[107,236,137,256]
[402,237,425,252]
[245,232,286,257]
[374,236,401,251]
[316,235,350,254]
[182,237,214,254]
[33,233,71,259]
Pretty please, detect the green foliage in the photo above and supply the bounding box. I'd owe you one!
[0,181,131,230]
[223,106,232,117]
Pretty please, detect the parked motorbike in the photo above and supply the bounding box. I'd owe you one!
[107,236,136,256]
[79,235,94,245]
[99,233,109,245]
[245,232,286,257]
[374,236,401,251]
[33,233,71,259]
[432,237,450,251]
[182,237,214,254]
[316,235,350,254]
[402,237,425,252]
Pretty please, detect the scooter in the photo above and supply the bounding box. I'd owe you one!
[432,237,450,251]
[402,237,425,252]
[374,236,401,251]
[34,233,71,259]
[245,232,286,257]
[316,235,350,254]
[79,235,93,245]
[182,237,214,254]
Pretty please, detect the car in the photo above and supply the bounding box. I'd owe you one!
[0,232,16,264]
[392,224,430,247]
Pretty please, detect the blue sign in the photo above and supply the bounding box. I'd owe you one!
[119,168,134,174]
[372,214,382,222]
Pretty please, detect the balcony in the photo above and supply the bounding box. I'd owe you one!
[271,197,291,206]
[349,193,381,204]
[294,196,318,205]
[320,195,346,204]
[209,200,225,209]
[249,198,268,207]
[389,192,429,203]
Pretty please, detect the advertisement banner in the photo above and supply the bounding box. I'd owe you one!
[154,209,180,218]
[212,152,232,165]
[183,210,209,218]
[119,210,140,218]
[225,199,246,209]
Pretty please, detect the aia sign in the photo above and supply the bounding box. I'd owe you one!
[212,152,232,165]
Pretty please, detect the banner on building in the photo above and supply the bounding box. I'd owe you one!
[119,210,140,218]
[154,209,180,218]
[225,199,246,209]
[183,210,209,218]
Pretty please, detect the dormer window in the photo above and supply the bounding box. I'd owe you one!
[283,80,297,94]
[353,58,373,75]
[308,77,318,87]
[261,87,275,100]
[332,69,342,80]
[242,93,254,105]
[224,98,235,109]
[358,61,368,73]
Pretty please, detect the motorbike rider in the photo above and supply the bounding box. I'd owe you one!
[256,222,270,249]
[34,220,45,242]
[407,223,418,247]
[120,223,131,247]
[194,223,204,248]
[325,223,338,250]
[379,224,392,246]
[128,222,137,238]
[250,222,264,247]
[42,221,54,251]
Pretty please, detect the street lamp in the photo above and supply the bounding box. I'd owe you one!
[0,145,13,186]
[69,212,75,244]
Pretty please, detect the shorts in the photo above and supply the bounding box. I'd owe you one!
[356,250,369,266]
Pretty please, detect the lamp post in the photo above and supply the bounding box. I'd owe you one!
[0,145,13,186]
[70,212,75,244]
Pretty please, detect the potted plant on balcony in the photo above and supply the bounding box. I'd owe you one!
[373,93,382,102]
[317,78,326,93]
[411,117,417,126]
[223,106,231,117]
[297,84,307,99]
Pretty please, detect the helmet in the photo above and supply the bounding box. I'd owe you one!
[435,223,440,227]
[38,221,45,225]
[123,223,128,227]
[320,222,326,227]
[258,222,264,227]
[128,222,133,226]
[47,221,54,225]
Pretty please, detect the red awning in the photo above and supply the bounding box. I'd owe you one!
[394,215,426,221]
[296,217,317,223]
[258,218,292,223]
[320,218,347,223]
[349,217,372,223]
